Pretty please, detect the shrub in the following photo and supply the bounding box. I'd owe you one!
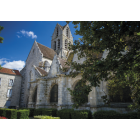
[0,109,7,117]
[34,115,60,119]
[0,117,7,119]
[57,109,74,119]
[5,109,17,119]
[34,108,57,117]
[34,108,43,116]
[93,110,139,119]
[17,110,30,119]
[71,110,92,119]
[28,108,35,117]
[93,110,120,119]
[0,108,4,116]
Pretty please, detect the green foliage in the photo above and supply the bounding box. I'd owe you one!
[0,26,4,43]
[34,108,57,117]
[71,110,92,119]
[0,108,5,116]
[6,109,17,119]
[42,108,57,117]
[34,115,60,119]
[93,110,139,119]
[57,109,74,119]
[67,21,140,109]
[17,110,29,119]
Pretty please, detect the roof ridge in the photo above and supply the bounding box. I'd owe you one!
[37,42,54,50]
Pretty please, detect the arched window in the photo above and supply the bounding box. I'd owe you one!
[57,28,58,37]
[109,86,132,103]
[72,81,88,103]
[54,41,56,50]
[32,87,37,103]
[69,41,71,47]
[66,27,69,37]
[58,39,60,49]
[65,39,68,49]
[50,84,58,103]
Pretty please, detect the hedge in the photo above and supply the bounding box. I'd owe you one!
[57,109,74,119]
[34,115,60,119]
[6,109,17,119]
[17,110,30,119]
[34,108,57,117]
[93,110,139,119]
[71,110,92,119]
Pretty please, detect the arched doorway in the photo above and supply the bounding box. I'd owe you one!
[50,84,58,103]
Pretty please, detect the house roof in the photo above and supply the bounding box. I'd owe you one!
[37,42,56,60]
[36,66,48,76]
[0,67,21,76]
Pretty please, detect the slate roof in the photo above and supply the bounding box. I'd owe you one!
[37,42,56,60]
[58,57,70,69]
[0,67,21,76]
[36,66,48,76]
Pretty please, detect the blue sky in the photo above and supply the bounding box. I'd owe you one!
[0,21,81,71]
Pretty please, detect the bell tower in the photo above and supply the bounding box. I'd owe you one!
[51,23,73,59]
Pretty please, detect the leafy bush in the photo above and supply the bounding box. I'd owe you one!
[28,108,35,117]
[17,110,30,119]
[93,110,139,119]
[34,108,43,116]
[0,108,4,116]
[93,110,121,119]
[0,108,7,117]
[34,108,57,117]
[57,109,74,119]
[34,115,60,119]
[71,110,92,119]
[6,109,17,119]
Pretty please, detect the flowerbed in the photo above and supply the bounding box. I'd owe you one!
[0,116,7,119]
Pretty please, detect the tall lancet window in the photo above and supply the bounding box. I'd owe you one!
[65,39,68,49]
[54,41,56,50]
[58,39,60,49]
[69,41,71,47]
[57,28,58,37]
[66,27,69,37]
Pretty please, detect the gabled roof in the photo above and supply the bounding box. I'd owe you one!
[36,66,48,76]
[58,23,67,30]
[37,42,56,60]
[0,67,21,76]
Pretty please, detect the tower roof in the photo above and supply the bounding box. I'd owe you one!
[57,23,68,30]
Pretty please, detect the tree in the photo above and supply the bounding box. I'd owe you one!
[67,21,140,110]
[0,25,4,69]
[0,26,4,43]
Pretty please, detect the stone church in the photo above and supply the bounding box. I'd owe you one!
[20,23,132,113]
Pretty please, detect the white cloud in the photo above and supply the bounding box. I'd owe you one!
[17,30,37,39]
[17,35,21,38]
[0,58,25,71]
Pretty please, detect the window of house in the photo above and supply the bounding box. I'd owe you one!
[58,39,60,48]
[65,39,68,48]
[7,89,12,98]
[57,28,58,37]
[54,41,56,50]
[66,27,69,37]
[9,79,14,87]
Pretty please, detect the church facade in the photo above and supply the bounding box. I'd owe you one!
[20,23,132,113]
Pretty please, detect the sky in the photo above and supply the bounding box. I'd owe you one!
[0,21,81,71]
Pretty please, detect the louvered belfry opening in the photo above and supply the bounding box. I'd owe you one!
[74,82,88,103]
[50,84,58,103]
[33,87,37,103]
